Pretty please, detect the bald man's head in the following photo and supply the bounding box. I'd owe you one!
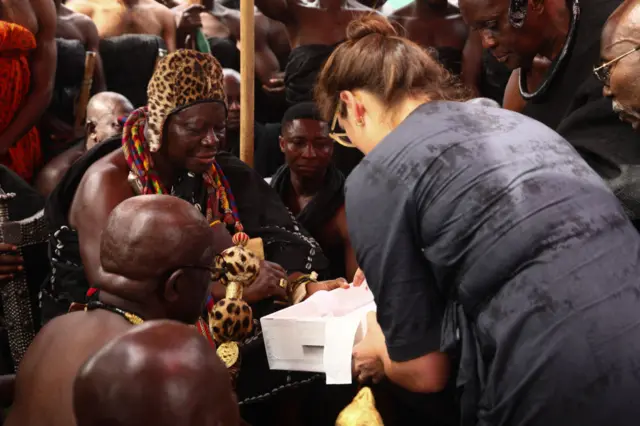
[73,321,241,426]
[600,0,640,130]
[98,195,219,323]
[86,92,134,150]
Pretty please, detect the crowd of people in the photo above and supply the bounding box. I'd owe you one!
[1,0,640,424]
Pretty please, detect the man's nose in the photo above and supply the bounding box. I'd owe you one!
[479,30,497,49]
[302,143,317,157]
[230,101,240,111]
[603,85,613,98]
[202,129,218,146]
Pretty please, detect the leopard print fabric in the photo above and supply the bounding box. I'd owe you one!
[146,49,227,152]
[210,298,254,343]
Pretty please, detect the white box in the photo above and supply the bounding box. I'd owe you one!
[260,285,376,383]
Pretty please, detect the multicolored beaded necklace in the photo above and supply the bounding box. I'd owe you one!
[122,107,244,234]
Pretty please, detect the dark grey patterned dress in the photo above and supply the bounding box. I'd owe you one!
[346,101,640,426]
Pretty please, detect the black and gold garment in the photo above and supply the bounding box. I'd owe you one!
[347,101,640,426]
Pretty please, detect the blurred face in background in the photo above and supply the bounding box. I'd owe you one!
[280,119,333,179]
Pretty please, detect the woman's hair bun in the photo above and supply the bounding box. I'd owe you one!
[346,14,398,41]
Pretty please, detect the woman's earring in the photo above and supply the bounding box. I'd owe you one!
[355,117,365,127]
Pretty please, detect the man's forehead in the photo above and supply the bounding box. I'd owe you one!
[602,2,640,48]
[284,119,329,135]
[460,0,507,17]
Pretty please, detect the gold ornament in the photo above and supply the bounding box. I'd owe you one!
[216,341,240,368]
[335,387,384,426]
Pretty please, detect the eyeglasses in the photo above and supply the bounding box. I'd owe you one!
[328,103,356,149]
[593,45,640,85]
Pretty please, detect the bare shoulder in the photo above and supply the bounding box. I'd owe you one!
[76,151,129,200]
[65,0,96,17]
[71,150,132,224]
[65,6,99,30]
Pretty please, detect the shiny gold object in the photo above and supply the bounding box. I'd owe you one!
[335,387,384,426]
[216,341,240,368]
[279,279,288,290]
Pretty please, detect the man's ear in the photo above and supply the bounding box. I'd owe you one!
[279,135,286,153]
[85,120,97,142]
[164,269,185,302]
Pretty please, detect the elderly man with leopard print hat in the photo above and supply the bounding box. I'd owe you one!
[42,49,346,414]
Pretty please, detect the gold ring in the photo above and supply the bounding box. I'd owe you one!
[279,279,288,290]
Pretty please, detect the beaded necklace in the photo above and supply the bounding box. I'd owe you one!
[122,107,244,234]
[518,0,580,101]
[85,301,216,348]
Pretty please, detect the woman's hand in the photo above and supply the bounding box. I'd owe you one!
[352,268,366,286]
[0,244,22,283]
[243,260,288,304]
[353,312,386,384]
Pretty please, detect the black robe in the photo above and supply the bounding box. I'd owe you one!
[284,43,339,106]
[520,0,640,223]
[271,164,347,279]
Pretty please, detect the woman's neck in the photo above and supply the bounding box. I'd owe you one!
[360,96,430,155]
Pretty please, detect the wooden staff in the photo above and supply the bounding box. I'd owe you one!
[74,51,97,131]
[239,0,255,167]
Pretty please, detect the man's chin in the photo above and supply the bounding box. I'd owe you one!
[186,160,215,174]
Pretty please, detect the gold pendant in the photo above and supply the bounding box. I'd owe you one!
[216,341,240,368]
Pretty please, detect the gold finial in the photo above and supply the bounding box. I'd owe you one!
[335,387,384,426]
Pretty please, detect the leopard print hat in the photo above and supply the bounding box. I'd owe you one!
[146,49,227,152]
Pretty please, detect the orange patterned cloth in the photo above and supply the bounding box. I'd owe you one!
[0,22,42,183]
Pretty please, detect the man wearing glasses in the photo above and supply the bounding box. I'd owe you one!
[598,1,640,131]
[459,0,640,226]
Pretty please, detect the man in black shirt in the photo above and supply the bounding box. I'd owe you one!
[459,0,640,224]
[270,102,356,281]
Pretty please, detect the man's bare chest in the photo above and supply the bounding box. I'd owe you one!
[201,13,230,39]
[0,0,38,35]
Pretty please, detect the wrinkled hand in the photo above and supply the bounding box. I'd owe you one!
[353,312,386,384]
[305,277,349,298]
[352,268,366,287]
[177,5,204,33]
[0,244,22,284]
[243,260,288,304]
